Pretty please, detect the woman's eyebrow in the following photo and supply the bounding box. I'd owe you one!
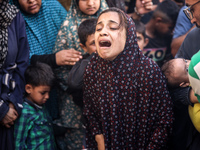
[97,20,119,25]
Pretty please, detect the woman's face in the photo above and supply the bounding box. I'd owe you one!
[18,0,42,14]
[95,11,126,61]
[79,0,100,15]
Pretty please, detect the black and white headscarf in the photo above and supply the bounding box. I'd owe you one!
[0,0,18,68]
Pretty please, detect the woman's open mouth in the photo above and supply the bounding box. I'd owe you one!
[99,40,111,47]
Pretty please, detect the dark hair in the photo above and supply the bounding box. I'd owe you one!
[133,19,146,39]
[25,62,55,87]
[98,7,128,32]
[106,0,126,12]
[76,0,79,6]
[153,0,179,26]
[78,18,97,46]
[161,59,182,88]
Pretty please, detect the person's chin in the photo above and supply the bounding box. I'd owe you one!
[29,9,40,15]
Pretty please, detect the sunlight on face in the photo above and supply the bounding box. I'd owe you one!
[95,11,126,61]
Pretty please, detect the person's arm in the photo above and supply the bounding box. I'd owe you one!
[190,88,199,103]
[31,54,58,68]
[10,13,29,115]
[130,0,154,20]
[14,108,31,149]
[95,134,105,150]
[169,86,194,106]
[68,54,94,89]
[171,25,195,57]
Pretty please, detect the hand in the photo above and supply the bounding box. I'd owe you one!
[95,134,105,150]
[1,106,18,128]
[55,49,83,66]
[136,0,154,15]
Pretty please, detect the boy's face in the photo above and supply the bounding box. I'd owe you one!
[80,34,96,54]
[25,85,50,106]
[172,58,190,84]
[18,0,42,14]
[155,21,173,36]
[136,32,148,50]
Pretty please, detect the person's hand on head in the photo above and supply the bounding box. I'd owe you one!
[136,0,154,15]
[55,49,83,66]
[1,106,18,128]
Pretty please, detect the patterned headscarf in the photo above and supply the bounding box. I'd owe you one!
[9,0,67,58]
[0,0,18,68]
[83,9,173,148]
[53,0,108,91]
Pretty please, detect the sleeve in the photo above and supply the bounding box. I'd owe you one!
[146,67,174,149]
[175,27,200,59]
[173,6,193,39]
[30,54,58,68]
[10,13,29,115]
[68,54,93,89]
[83,63,102,138]
[14,110,32,150]
[169,86,193,106]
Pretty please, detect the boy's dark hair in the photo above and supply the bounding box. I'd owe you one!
[78,18,97,46]
[133,19,146,38]
[161,59,182,88]
[25,62,54,87]
[152,0,179,26]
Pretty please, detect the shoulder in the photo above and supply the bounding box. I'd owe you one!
[186,27,200,39]
[20,102,39,119]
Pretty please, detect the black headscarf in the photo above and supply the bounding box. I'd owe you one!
[0,0,18,68]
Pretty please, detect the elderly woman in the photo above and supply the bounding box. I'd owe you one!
[0,0,29,149]
[83,8,173,149]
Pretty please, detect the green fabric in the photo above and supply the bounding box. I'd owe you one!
[53,0,108,91]
[53,0,108,128]
[189,50,200,102]
[52,1,108,148]
[14,99,56,150]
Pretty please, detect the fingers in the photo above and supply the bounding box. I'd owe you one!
[56,49,83,66]
[144,1,153,10]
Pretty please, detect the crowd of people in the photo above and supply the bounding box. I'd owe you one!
[1,0,200,149]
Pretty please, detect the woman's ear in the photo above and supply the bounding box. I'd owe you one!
[179,82,190,87]
[25,84,32,94]
[144,38,149,47]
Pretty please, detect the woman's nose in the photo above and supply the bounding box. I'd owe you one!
[100,28,108,36]
[28,0,34,3]
[87,0,94,6]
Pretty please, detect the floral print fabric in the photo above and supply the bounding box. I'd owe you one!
[83,13,173,149]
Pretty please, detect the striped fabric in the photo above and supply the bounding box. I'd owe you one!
[188,50,200,102]
[9,0,67,59]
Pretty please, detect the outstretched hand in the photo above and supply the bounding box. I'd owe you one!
[55,49,83,66]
